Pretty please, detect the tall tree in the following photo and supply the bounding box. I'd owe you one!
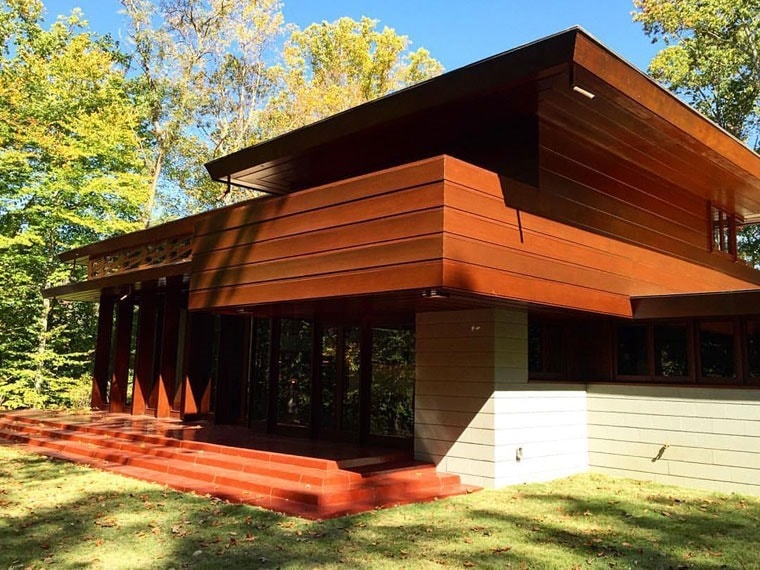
[0,0,147,408]
[264,16,443,136]
[120,0,286,220]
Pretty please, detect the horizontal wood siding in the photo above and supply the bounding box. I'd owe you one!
[189,155,760,313]
[533,95,760,275]
[189,159,448,310]
[439,158,760,317]
[587,385,760,496]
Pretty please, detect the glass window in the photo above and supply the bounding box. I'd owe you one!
[277,319,312,427]
[617,325,649,376]
[747,321,760,378]
[653,324,688,377]
[711,205,736,257]
[341,327,362,433]
[249,318,271,422]
[699,321,736,378]
[320,327,338,431]
[370,327,414,438]
[528,321,564,376]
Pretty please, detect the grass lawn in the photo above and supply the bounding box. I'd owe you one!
[1,443,759,569]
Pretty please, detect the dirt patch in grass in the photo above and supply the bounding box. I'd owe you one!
[1,444,759,569]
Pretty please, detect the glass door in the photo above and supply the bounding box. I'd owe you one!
[276,319,312,430]
[319,326,361,441]
[370,326,415,441]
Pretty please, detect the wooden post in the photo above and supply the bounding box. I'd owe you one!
[156,281,181,418]
[131,292,156,416]
[182,311,213,417]
[91,295,115,410]
[110,298,134,413]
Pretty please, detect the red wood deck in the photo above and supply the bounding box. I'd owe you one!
[0,410,476,519]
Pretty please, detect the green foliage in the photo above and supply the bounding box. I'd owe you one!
[0,1,147,409]
[0,2,441,410]
[121,5,443,215]
[120,0,287,219]
[633,0,759,146]
[264,16,444,137]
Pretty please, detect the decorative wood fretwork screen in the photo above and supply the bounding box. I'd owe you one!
[88,235,192,279]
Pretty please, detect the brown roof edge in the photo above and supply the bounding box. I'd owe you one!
[632,288,760,319]
[203,27,581,186]
[572,30,760,180]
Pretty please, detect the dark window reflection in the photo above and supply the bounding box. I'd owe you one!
[277,319,312,426]
[654,324,688,377]
[700,321,735,378]
[617,325,649,376]
[748,321,760,378]
[528,322,564,375]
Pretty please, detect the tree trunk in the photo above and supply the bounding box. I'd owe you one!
[141,147,164,228]
[33,295,53,398]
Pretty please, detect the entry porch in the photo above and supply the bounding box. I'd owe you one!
[0,409,474,519]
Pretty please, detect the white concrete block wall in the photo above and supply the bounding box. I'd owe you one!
[415,309,500,488]
[587,384,760,496]
[415,308,589,488]
[494,386,588,486]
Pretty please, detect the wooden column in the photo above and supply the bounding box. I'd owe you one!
[109,299,134,413]
[131,292,156,416]
[181,311,213,417]
[156,281,181,418]
[91,295,115,410]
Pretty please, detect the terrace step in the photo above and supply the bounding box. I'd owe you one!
[0,412,477,518]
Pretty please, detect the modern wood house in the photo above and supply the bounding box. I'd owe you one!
[45,28,760,496]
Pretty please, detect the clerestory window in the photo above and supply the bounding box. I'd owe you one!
[710,204,737,259]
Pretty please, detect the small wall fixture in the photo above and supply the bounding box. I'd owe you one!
[572,85,596,100]
[421,288,449,299]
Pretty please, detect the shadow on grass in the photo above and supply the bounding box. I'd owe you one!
[465,489,760,569]
[2,448,760,569]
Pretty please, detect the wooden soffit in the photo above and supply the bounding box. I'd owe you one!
[205,27,760,219]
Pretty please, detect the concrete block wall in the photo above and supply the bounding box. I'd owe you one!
[415,308,588,488]
[587,384,760,496]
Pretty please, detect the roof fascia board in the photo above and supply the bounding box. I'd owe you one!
[572,31,760,181]
[205,28,580,183]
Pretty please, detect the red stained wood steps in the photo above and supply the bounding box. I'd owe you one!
[0,410,477,519]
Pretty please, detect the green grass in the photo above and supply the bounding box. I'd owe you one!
[1,443,759,569]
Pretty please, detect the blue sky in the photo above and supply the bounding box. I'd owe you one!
[44,0,660,72]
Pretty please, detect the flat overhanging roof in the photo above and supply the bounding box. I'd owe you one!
[632,289,760,319]
[205,27,760,219]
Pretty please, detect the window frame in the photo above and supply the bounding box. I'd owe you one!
[709,203,738,260]
[696,319,741,385]
[527,318,567,380]
[614,321,693,383]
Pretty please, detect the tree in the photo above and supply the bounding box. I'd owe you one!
[264,16,443,136]
[120,0,286,220]
[121,7,443,215]
[633,0,760,263]
[633,0,759,145]
[0,0,147,408]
